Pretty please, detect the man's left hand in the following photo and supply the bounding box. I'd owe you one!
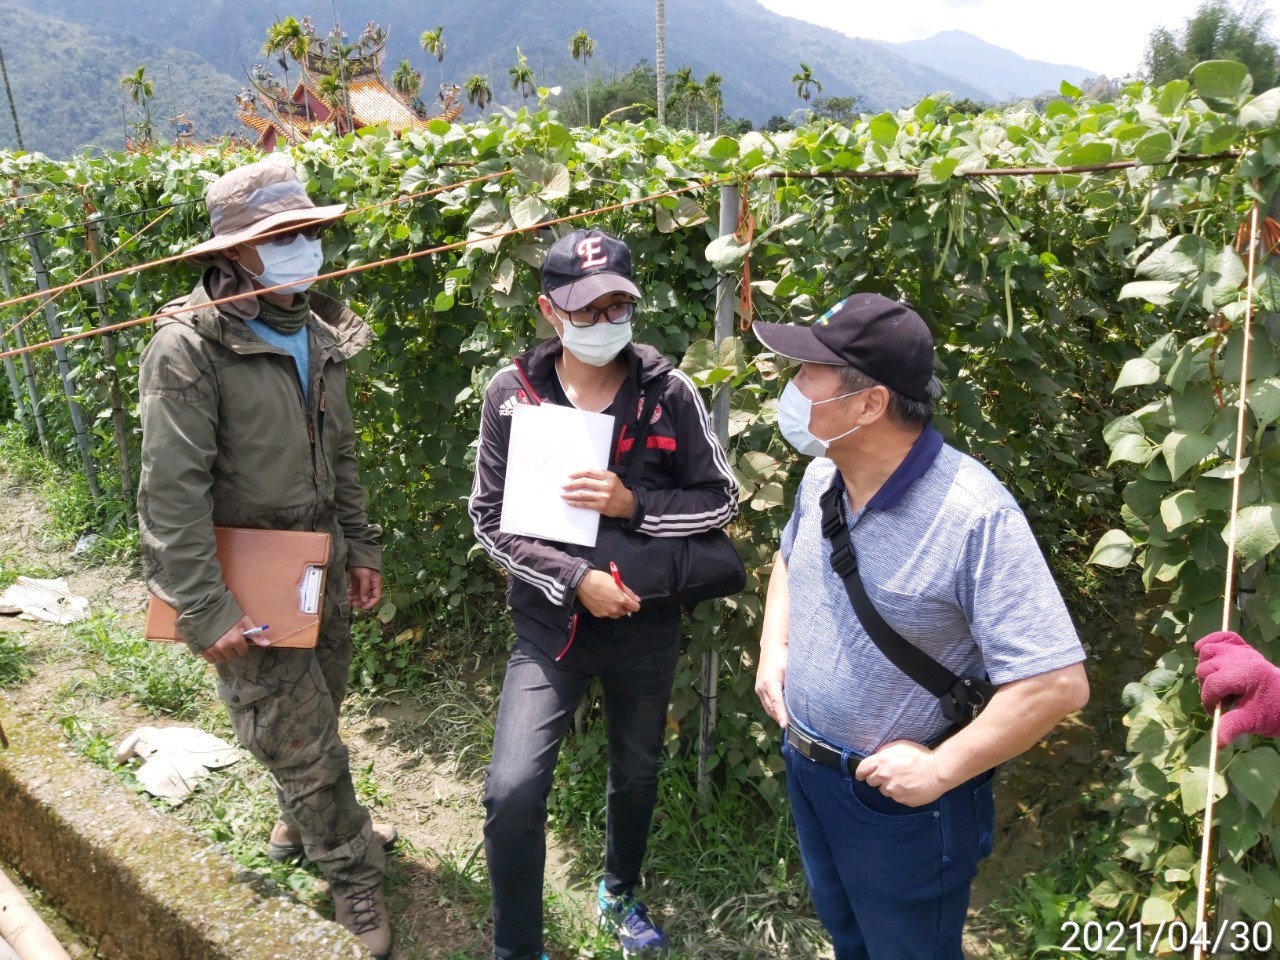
[348,567,382,611]
[855,740,950,807]
[562,469,636,519]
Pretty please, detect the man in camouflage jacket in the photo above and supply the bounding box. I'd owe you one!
[137,158,393,958]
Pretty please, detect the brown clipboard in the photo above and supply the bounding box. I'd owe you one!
[145,527,332,649]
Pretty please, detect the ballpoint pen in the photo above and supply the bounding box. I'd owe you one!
[242,624,269,638]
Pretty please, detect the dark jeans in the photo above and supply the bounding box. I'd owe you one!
[783,734,995,960]
[483,608,682,960]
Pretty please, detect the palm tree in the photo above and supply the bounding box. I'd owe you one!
[508,48,536,101]
[465,73,494,112]
[118,65,155,145]
[655,0,666,126]
[703,72,723,135]
[792,62,822,106]
[569,29,597,125]
[391,59,423,104]
[315,72,348,132]
[263,17,311,93]
[420,26,446,86]
[670,66,694,128]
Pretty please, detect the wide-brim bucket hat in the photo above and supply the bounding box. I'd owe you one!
[184,158,346,258]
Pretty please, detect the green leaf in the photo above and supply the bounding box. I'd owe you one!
[707,136,739,160]
[705,234,748,272]
[1134,130,1174,165]
[1060,79,1082,99]
[1114,357,1161,390]
[1231,503,1280,567]
[1177,765,1227,814]
[1118,280,1180,305]
[1241,88,1280,129]
[869,112,898,146]
[510,195,554,231]
[1088,529,1136,568]
[1247,377,1280,426]
[1192,60,1253,108]
[1136,235,1210,282]
[1157,79,1191,114]
[1160,490,1200,532]
[655,197,708,234]
[1229,746,1280,814]
[1162,430,1218,480]
[918,156,958,184]
[1140,894,1177,924]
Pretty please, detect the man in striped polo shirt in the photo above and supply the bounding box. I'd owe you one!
[752,293,1089,960]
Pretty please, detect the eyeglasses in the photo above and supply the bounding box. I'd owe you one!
[559,300,638,328]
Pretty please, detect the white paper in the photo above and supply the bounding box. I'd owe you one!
[500,403,615,547]
[299,565,324,614]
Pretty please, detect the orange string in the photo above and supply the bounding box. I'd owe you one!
[0,169,510,314]
[0,177,729,362]
[736,186,756,331]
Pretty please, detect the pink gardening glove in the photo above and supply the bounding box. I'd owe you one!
[1194,631,1280,747]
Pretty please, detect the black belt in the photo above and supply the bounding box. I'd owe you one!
[786,725,857,775]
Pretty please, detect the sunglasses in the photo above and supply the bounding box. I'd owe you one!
[261,223,328,246]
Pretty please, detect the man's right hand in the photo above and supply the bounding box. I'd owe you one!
[200,614,266,664]
[755,644,789,729]
[576,569,641,619]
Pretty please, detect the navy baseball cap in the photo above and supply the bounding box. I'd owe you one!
[753,294,935,401]
[541,228,642,310]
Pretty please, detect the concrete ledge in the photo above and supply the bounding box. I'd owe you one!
[0,705,367,960]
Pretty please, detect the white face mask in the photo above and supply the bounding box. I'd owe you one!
[778,380,869,458]
[557,316,633,367]
[248,234,324,294]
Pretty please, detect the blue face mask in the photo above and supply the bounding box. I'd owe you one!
[248,234,324,294]
[777,380,868,458]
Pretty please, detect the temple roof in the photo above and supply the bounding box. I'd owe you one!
[237,25,460,148]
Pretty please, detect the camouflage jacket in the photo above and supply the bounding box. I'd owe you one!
[137,279,381,649]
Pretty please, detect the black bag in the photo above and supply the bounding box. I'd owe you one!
[818,474,996,729]
[592,377,746,608]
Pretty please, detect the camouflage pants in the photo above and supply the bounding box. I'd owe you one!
[213,571,383,889]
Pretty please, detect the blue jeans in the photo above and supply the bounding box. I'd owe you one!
[783,734,995,960]
[483,608,682,960]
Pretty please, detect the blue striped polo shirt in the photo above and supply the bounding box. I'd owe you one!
[780,426,1084,755]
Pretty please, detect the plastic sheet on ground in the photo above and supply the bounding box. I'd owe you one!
[114,726,241,802]
[0,577,89,624]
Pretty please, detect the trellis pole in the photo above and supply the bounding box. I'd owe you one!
[0,250,48,453]
[85,215,133,501]
[697,181,740,799]
[26,233,101,499]
[0,327,24,427]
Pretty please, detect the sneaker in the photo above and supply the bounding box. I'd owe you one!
[597,881,669,956]
[332,880,392,960]
[268,820,399,863]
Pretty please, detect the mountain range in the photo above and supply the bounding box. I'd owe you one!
[0,0,1100,158]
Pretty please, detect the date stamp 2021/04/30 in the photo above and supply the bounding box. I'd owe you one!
[1059,919,1273,954]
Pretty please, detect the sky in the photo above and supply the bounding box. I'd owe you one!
[755,0,1280,78]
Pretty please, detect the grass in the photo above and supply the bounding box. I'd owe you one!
[61,613,215,718]
[0,631,33,686]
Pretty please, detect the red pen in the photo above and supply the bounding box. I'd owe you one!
[609,561,626,591]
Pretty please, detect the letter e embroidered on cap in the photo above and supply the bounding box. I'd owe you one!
[577,237,608,269]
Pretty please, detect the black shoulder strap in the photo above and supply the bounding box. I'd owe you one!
[818,472,995,727]
[620,376,665,483]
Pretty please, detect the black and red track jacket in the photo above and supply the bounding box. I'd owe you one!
[468,337,739,658]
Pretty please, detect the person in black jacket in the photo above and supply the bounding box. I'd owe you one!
[468,228,738,960]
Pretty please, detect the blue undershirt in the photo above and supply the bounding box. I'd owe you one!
[245,318,310,403]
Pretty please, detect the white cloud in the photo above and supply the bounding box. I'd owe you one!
[756,0,1280,78]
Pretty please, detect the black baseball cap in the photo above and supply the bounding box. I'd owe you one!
[753,294,935,402]
[541,228,642,311]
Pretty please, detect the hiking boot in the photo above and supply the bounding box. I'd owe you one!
[333,880,392,960]
[267,820,399,863]
[597,881,669,957]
